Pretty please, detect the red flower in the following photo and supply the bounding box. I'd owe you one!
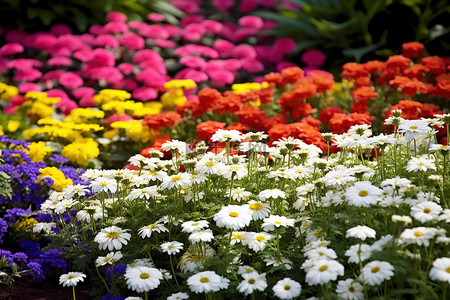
[340,62,369,79]
[142,111,182,130]
[352,86,378,101]
[196,120,226,140]
[363,60,385,74]
[401,42,426,58]
[235,105,267,130]
[385,100,422,119]
[353,76,372,88]
[290,102,314,120]
[268,124,292,141]
[389,76,428,97]
[281,66,304,85]
[213,94,243,115]
[384,55,411,75]
[319,106,345,124]
[197,87,222,108]
[264,72,283,86]
[403,64,429,80]
[433,74,450,98]
[420,56,447,75]
[308,71,334,93]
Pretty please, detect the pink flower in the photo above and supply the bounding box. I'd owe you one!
[89,25,105,35]
[208,69,235,86]
[5,30,28,43]
[47,47,72,57]
[30,33,58,51]
[103,22,128,34]
[79,34,95,44]
[118,63,135,75]
[133,50,166,73]
[154,40,177,48]
[238,0,259,12]
[111,78,138,91]
[242,59,264,73]
[273,38,297,55]
[232,28,258,43]
[73,49,93,62]
[106,113,133,123]
[174,45,218,58]
[180,15,204,27]
[119,33,145,50]
[202,20,223,34]
[182,23,206,41]
[132,87,158,101]
[138,25,169,39]
[49,24,72,36]
[57,98,79,115]
[13,69,42,82]
[170,0,201,14]
[18,82,42,93]
[212,0,234,12]
[136,69,168,88]
[301,49,326,67]
[213,40,234,58]
[56,35,84,51]
[147,13,165,22]
[7,58,43,70]
[72,87,95,99]
[87,49,116,67]
[93,34,120,48]
[163,25,181,38]
[128,21,148,31]
[205,60,241,73]
[79,95,94,107]
[232,44,257,59]
[263,20,277,30]
[238,0,259,13]
[59,72,83,89]
[106,11,127,22]
[180,56,206,69]
[47,56,72,67]
[42,70,64,83]
[175,68,208,82]
[238,16,263,29]
[90,67,123,84]
[47,89,70,102]
[0,43,24,56]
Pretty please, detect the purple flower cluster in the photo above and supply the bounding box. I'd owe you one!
[105,263,127,280]
[0,218,8,244]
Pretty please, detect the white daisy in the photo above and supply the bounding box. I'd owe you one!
[188,230,214,244]
[138,221,169,239]
[213,205,252,230]
[161,241,184,255]
[304,259,345,285]
[231,188,252,202]
[335,278,364,300]
[237,271,267,295]
[410,201,443,223]
[160,173,191,190]
[181,220,209,233]
[405,156,436,172]
[211,129,242,142]
[94,226,131,251]
[259,189,286,201]
[264,257,293,270]
[272,278,302,299]
[345,244,372,263]
[187,271,229,293]
[59,272,86,287]
[90,177,117,194]
[345,181,382,207]
[429,257,450,284]
[261,215,295,231]
[246,200,271,220]
[360,261,394,286]
[167,292,189,300]
[124,266,163,293]
[243,232,273,252]
[95,251,123,267]
[346,226,376,241]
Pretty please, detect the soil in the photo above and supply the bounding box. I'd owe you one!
[0,277,92,300]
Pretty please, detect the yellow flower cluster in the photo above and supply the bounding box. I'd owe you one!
[161,79,196,108]
[110,120,155,143]
[22,91,61,119]
[231,82,269,94]
[24,141,51,162]
[0,82,19,101]
[94,89,132,105]
[65,108,105,123]
[61,138,100,165]
[37,167,73,191]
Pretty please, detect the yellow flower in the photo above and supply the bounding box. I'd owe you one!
[164,79,196,90]
[94,89,131,105]
[25,141,51,162]
[65,108,105,123]
[0,83,19,101]
[7,120,20,132]
[102,100,143,114]
[38,167,73,191]
[103,129,118,140]
[231,82,263,94]
[161,89,186,107]
[133,102,163,117]
[111,120,155,143]
[0,125,4,136]
[16,218,38,231]
[61,138,100,165]
[28,102,54,118]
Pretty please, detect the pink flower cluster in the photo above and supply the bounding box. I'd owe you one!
[0,8,309,115]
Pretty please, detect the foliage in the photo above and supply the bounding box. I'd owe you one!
[256,0,450,75]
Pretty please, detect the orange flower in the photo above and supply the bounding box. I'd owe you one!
[401,42,426,58]
[420,56,447,75]
[433,74,450,98]
[403,64,429,80]
[352,86,378,101]
[142,111,182,130]
[384,55,411,75]
[364,60,385,74]
[389,76,428,97]
[340,62,369,79]
[235,106,267,130]
[197,88,222,107]
[354,76,372,88]
[212,95,244,115]
[264,72,283,86]
[196,120,226,141]
[281,67,305,85]
[308,72,334,93]
[290,102,314,120]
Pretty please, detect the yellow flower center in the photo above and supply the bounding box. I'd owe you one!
[192,222,199,226]
[414,231,423,237]
[171,176,181,181]
[140,273,150,279]
[446,267,450,273]
[349,287,355,293]
[229,212,239,217]
[106,232,120,239]
[256,235,265,242]
[200,277,209,283]
[410,126,418,130]
[371,267,380,273]
[284,285,291,290]
[205,161,216,167]
[423,208,431,213]
[418,163,424,167]
[68,275,75,279]
[359,190,369,197]
[248,279,256,284]
[168,245,174,248]
[245,268,253,273]
[249,203,263,210]
[319,265,328,272]
[274,221,281,224]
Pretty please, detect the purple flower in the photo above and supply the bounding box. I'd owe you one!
[0,218,8,244]
[4,207,32,224]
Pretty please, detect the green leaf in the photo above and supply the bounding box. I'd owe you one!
[342,31,388,61]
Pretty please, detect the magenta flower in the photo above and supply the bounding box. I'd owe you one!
[118,63,135,75]
[242,59,264,73]
[72,87,95,99]
[180,56,206,69]
[147,13,165,22]
[31,33,58,51]
[133,50,166,73]
[87,49,116,67]
[18,82,42,93]
[4,29,28,43]
[89,24,105,35]
[90,67,123,84]
[120,33,145,51]
[57,35,84,51]
[47,56,72,67]
[106,113,133,123]
[153,40,177,48]
[212,0,234,12]
[59,72,83,89]
[93,34,120,48]
[301,49,327,68]
[49,24,72,36]
[48,47,72,57]
[13,69,42,82]
[73,49,93,62]
[273,38,297,55]
[202,20,223,34]
[238,16,264,29]
[276,61,297,72]
[136,69,168,88]
[174,45,219,59]
[132,87,158,101]
[138,25,169,39]
[180,15,205,27]
[103,22,128,34]
[238,0,259,13]
[42,70,64,84]
[232,44,257,59]
[208,69,234,86]
[170,0,201,14]
[175,68,208,82]
[129,21,148,31]
[213,40,234,57]
[0,43,24,56]
[182,23,206,41]
[106,11,127,23]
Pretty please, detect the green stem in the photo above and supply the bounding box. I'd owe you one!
[72,285,76,300]
[169,255,180,287]
[225,140,230,165]
[144,291,148,300]
[95,265,110,293]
